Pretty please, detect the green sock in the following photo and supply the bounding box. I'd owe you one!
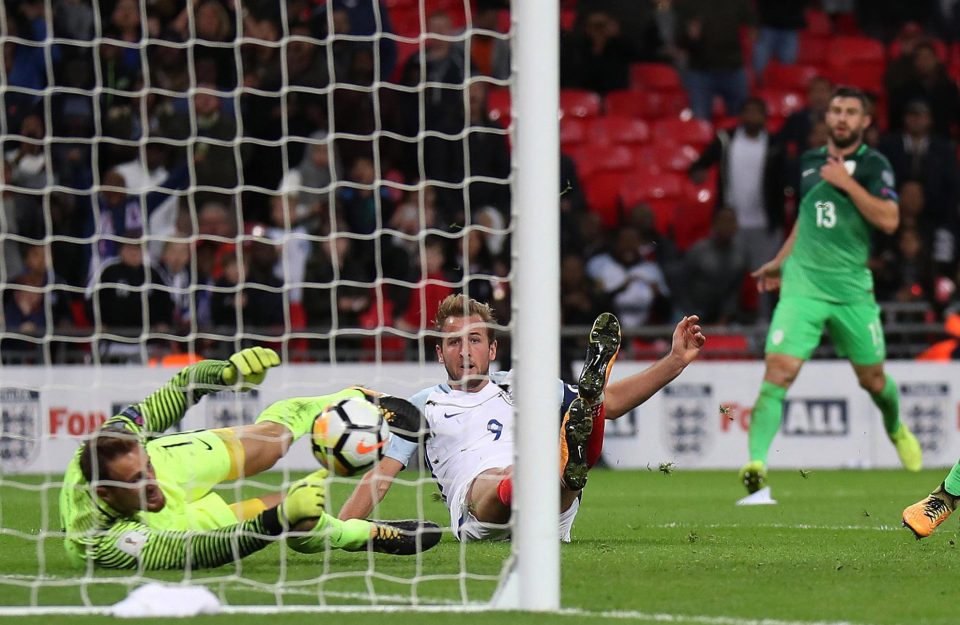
[748,381,788,465]
[869,374,901,436]
[287,514,372,553]
[943,464,960,498]
[255,388,364,440]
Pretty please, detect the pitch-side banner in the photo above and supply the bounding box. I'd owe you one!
[1,361,958,473]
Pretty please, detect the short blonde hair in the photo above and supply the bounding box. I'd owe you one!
[434,294,496,341]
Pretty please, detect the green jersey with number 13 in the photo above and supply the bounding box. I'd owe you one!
[782,144,898,303]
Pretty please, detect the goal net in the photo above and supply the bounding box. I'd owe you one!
[0,0,559,614]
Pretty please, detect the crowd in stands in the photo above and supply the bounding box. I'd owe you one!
[2,0,960,365]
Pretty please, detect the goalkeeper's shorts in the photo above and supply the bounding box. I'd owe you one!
[145,428,245,530]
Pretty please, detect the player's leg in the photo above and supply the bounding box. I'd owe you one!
[464,467,513,525]
[902,465,960,538]
[740,296,826,493]
[832,301,921,471]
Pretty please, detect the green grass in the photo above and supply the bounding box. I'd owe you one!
[1,468,957,624]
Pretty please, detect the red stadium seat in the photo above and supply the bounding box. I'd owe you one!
[763,63,821,91]
[649,140,700,172]
[587,116,651,145]
[560,117,587,148]
[798,33,829,65]
[889,38,947,63]
[560,89,603,119]
[826,61,886,93]
[605,89,689,120]
[652,117,714,149]
[584,171,630,226]
[673,179,716,251]
[487,87,511,126]
[620,171,683,232]
[574,143,635,177]
[755,88,806,118]
[698,333,751,359]
[629,63,683,91]
[804,9,833,36]
[827,36,885,67]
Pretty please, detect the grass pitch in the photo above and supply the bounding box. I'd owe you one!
[0,468,956,625]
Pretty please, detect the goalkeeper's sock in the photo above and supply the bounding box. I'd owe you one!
[943,464,960,498]
[255,388,365,441]
[748,381,787,464]
[287,513,373,553]
[497,477,512,507]
[870,374,901,436]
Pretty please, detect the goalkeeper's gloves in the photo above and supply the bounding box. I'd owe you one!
[351,386,424,443]
[222,346,281,388]
[279,468,328,527]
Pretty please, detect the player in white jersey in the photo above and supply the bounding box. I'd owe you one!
[339,294,706,541]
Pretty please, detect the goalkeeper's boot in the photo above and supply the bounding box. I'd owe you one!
[560,397,593,491]
[739,460,767,494]
[365,520,442,555]
[577,312,621,409]
[903,483,957,539]
[890,424,923,472]
[352,387,423,443]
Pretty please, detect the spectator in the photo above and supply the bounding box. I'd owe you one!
[560,251,608,377]
[586,226,670,329]
[885,23,930,93]
[6,113,52,240]
[265,189,312,305]
[874,227,936,306]
[87,232,174,359]
[153,239,193,332]
[398,235,454,332]
[1,161,22,282]
[4,2,60,134]
[170,0,236,88]
[302,235,373,358]
[674,0,756,119]
[280,131,344,211]
[878,99,959,273]
[210,234,284,335]
[752,0,807,78]
[888,41,960,137]
[54,0,95,41]
[2,244,73,349]
[561,9,633,94]
[321,0,397,81]
[776,76,833,155]
[337,156,394,236]
[689,97,787,286]
[471,2,510,79]
[460,81,511,214]
[679,207,750,324]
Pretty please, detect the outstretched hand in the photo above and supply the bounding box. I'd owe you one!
[670,315,705,366]
[222,346,281,388]
[751,259,783,293]
[280,468,328,526]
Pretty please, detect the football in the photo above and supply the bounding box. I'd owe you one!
[311,397,391,476]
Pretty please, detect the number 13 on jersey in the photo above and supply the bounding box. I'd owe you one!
[816,201,836,228]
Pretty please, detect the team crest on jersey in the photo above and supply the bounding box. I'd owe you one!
[662,383,712,458]
[882,169,894,187]
[0,388,41,471]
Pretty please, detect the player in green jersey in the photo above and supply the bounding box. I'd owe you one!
[59,347,438,569]
[739,87,922,494]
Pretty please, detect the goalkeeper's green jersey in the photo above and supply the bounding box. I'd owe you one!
[782,143,898,304]
[59,361,283,569]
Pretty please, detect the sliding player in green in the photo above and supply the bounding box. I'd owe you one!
[60,347,438,569]
[740,86,922,494]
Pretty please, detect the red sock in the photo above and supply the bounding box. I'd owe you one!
[496,476,513,507]
[586,404,606,467]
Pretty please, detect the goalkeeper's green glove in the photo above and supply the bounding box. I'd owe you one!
[279,468,328,527]
[221,346,281,388]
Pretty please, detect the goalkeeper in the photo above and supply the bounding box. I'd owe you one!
[59,347,439,570]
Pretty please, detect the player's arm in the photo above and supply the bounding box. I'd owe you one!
[751,222,798,293]
[103,347,280,437]
[603,315,705,419]
[338,457,406,520]
[90,468,326,569]
[820,155,899,234]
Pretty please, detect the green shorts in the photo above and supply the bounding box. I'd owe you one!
[145,429,244,531]
[765,295,885,365]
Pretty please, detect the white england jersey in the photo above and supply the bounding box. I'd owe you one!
[385,371,573,526]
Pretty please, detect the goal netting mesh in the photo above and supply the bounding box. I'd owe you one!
[0,0,519,612]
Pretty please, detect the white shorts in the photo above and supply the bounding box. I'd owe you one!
[452,490,581,542]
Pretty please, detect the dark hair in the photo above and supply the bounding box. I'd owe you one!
[78,430,140,483]
[741,96,767,116]
[830,86,869,111]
